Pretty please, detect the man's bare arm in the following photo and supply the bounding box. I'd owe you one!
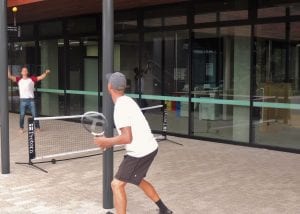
[8,69,17,82]
[94,126,133,149]
[37,69,50,81]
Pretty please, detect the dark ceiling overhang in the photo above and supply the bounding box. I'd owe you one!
[7,0,188,24]
[8,0,45,8]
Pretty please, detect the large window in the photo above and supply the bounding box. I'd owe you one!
[192,26,251,143]
[254,21,300,149]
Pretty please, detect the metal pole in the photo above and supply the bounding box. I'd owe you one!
[102,0,114,209]
[0,0,10,174]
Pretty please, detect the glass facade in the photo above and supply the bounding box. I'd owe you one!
[8,0,300,152]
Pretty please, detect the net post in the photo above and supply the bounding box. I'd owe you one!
[161,103,183,146]
[27,118,36,162]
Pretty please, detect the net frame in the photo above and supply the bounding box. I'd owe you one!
[26,104,167,163]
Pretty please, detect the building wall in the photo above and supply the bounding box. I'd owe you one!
[8,0,300,152]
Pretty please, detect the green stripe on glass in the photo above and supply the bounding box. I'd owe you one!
[36,88,64,94]
[141,94,189,102]
[192,97,250,106]
[254,102,300,110]
[34,88,300,110]
[66,90,99,96]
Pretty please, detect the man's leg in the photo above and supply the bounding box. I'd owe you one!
[29,100,40,129]
[139,179,172,213]
[138,179,160,202]
[19,100,26,131]
[111,179,127,214]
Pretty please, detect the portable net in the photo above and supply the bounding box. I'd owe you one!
[28,104,166,162]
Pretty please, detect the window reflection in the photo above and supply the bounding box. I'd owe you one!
[114,33,139,93]
[192,26,251,142]
[39,21,62,37]
[67,17,97,34]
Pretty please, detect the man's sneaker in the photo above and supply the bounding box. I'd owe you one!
[159,209,173,214]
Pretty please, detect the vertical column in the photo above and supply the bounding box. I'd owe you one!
[40,40,59,115]
[223,37,232,121]
[233,35,251,142]
[102,0,114,209]
[0,0,10,174]
[295,48,299,92]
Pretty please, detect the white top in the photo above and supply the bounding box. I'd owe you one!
[16,76,38,99]
[114,95,158,157]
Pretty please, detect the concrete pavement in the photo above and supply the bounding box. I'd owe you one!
[0,113,299,214]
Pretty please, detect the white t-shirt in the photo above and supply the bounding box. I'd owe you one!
[16,76,38,99]
[114,95,158,157]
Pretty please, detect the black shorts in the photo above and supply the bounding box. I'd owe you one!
[115,149,158,185]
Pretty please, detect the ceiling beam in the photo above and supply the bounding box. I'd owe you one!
[8,0,45,8]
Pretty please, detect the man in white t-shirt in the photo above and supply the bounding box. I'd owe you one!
[94,72,172,214]
[8,66,50,133]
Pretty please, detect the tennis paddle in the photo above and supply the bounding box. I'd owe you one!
[81,111,107,137]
